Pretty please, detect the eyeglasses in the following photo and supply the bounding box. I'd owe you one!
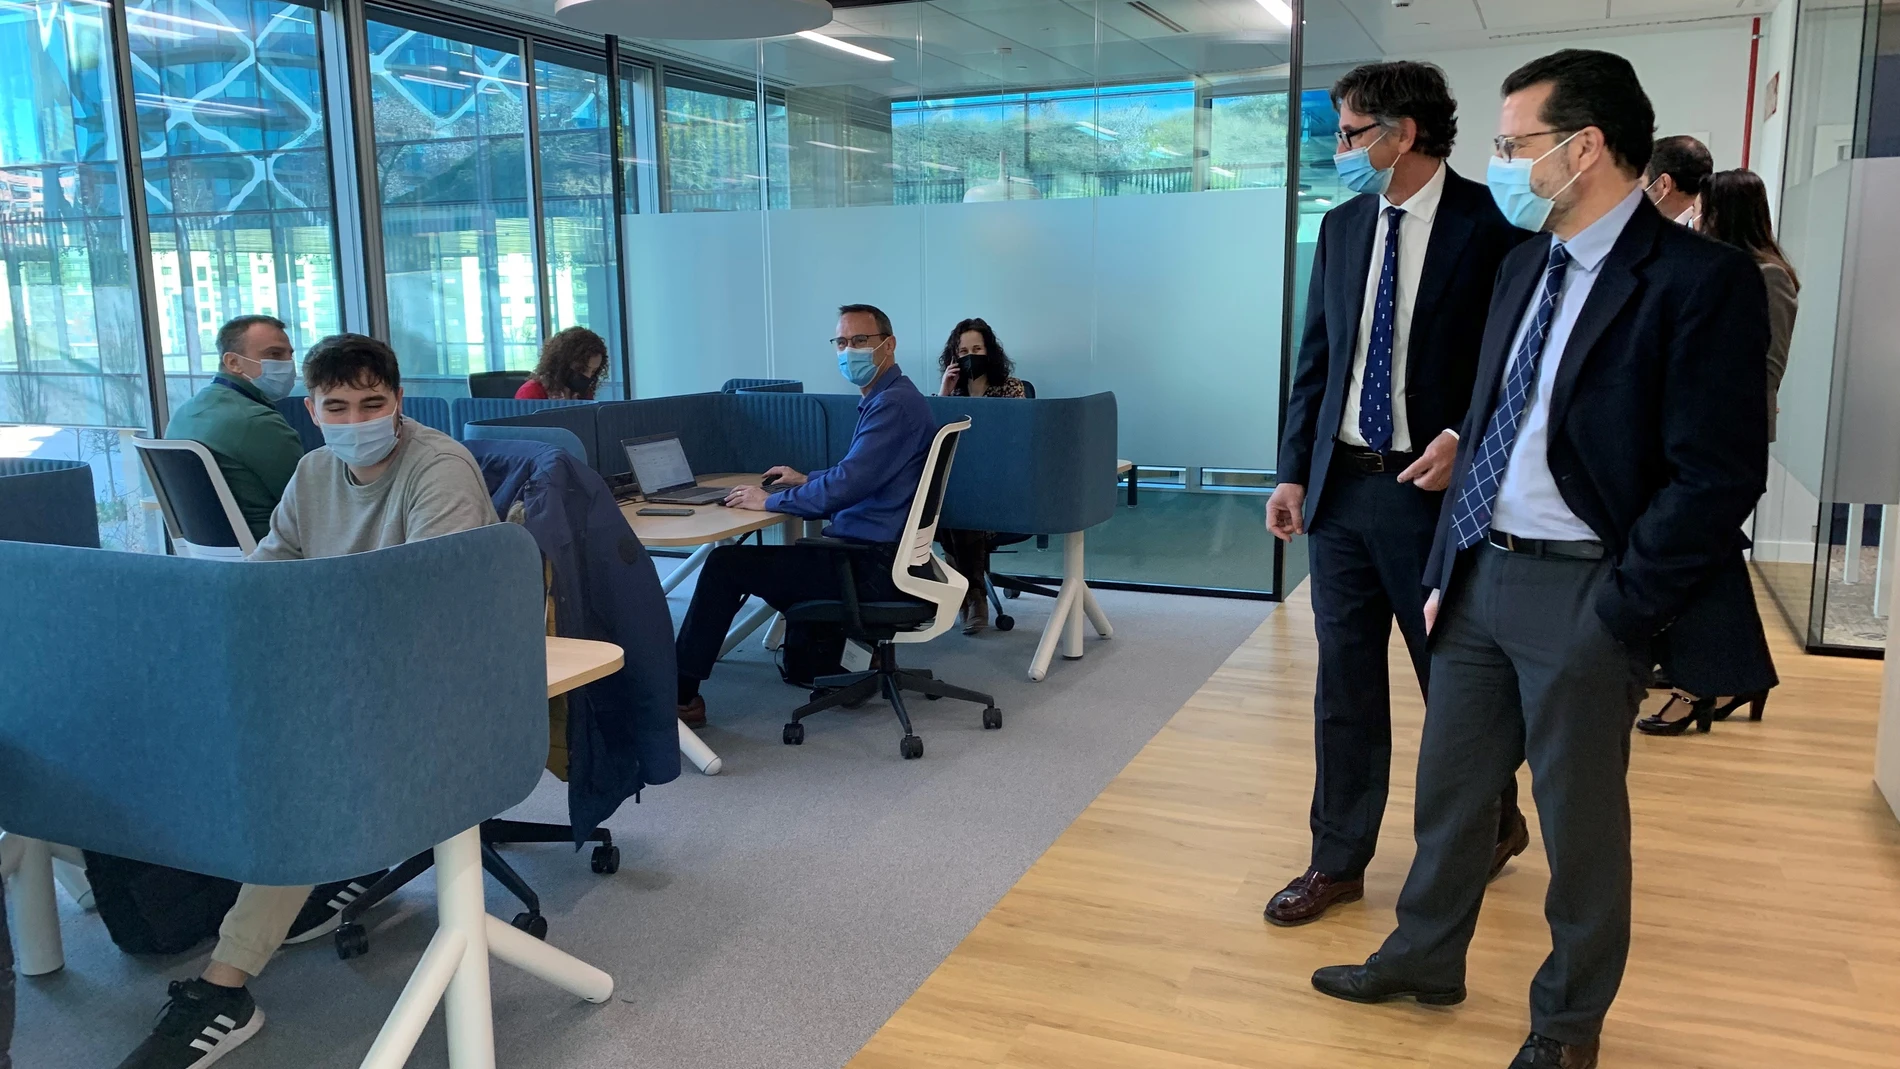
[830,332,890,350]
[1335,121,1382,148]
[1492,129,1573,162]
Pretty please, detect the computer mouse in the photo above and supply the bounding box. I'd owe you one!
[761,474,781,489]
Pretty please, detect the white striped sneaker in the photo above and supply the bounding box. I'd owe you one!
[114,979,264,1068]
[283,870,389,945]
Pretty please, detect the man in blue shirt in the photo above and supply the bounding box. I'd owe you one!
[675,304,937,725]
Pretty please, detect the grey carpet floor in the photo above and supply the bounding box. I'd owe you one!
[13,578,1270,1069]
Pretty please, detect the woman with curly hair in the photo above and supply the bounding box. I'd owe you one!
[516,326,609,400]
[936,318,1028,633]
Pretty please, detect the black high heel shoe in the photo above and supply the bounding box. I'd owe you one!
[1636,691,1769,735]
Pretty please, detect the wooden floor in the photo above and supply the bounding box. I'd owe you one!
[847,582,1900,1069]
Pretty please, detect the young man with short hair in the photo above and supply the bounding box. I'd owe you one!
[117,333,496,1069]
[164,314,306,539]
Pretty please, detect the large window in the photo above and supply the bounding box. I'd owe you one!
[534,45,620,395]
[662,76,762,213]
[368,10,537,394]
[129,0,341,408]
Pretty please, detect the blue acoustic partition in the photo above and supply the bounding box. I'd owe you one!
[450,397,590,440]
[0,459,100,548]
[927,392,1119,534]
[274,395,323,453]
[591,394,738,477]
[465,402,602,470]
[464,423,589,463]
[723,392,830,474]
[721,378,804,394]
[402,395,453,436]
[810,392,863,467]
[0,525,549,886]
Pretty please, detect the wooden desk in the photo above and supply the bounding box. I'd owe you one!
[619,473,792,548]
[547,637,623,697]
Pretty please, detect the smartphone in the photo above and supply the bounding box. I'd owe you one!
[636,507,695,517]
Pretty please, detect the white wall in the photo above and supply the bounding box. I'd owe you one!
[624,190,1288,471]
[1414,25,1757,183]
[1752,0,1799,222]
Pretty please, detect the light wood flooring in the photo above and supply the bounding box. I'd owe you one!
[846,582,1900,1069]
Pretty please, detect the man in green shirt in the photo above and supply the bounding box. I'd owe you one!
[164,315,306,539]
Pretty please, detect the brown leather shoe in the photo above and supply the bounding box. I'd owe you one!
[1263,868,1363,927]
[1490,806,1531,882]
[677,695,706,729]
[1507,1033,1598,1068]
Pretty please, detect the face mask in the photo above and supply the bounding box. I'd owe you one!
[1333,132,1393,196]
[564,371,598,396]
[1485,131,1580,232]
[248,358,296,402]
[320,412,400,468]
[839,346,880,388]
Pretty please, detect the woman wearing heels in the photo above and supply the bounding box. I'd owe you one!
[1637,168,1790,736]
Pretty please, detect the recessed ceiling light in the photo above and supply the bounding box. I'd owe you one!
[1254,0,1293,28]
[796,30,895,62]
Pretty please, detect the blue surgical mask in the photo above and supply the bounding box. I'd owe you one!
[1485,131,1580,232]
[250,358,296,402]
[838,346,880,388]
[320,412,400,468]
[1333,132,1393,196]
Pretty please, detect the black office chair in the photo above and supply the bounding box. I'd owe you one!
[783,418,1000,760]
[131,436,256,559]
[469,370,532,398]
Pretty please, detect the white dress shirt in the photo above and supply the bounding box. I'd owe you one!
[1338,161,1447,452]
[1490,185,1646,541]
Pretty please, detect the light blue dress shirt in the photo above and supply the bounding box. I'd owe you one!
[1489,186,1645,541]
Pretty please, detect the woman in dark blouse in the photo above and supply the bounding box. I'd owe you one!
[937,318,1026,634]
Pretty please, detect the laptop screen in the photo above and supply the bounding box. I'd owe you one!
[624,436,696,494]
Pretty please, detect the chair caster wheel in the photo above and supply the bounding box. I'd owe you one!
[591,844,620,874]
[512,912,548,940]
[925,692,941,701]
[983,706,1003,730]
[900,735,923,760]
[995,614,1015,631]
[783,722,805,745]
[335,923,368,961]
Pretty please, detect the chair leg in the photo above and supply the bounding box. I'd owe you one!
[483,819,609,848]
[895,669,995,709]
[480,843,540,919]
[881,672,917,738]
[791,674,881,722]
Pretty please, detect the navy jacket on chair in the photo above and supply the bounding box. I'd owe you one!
[1427,196,1774,662]
[470,440,682,840]
[1279,167,1529,527]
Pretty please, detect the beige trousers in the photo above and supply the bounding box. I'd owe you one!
[212,884,311,978]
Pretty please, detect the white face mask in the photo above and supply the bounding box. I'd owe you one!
[319,412,400,467]
[248,358,297,402]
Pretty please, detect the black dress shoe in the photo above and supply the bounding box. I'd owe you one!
[1311,954,1465,1006]
[1508,1032,1599,1068]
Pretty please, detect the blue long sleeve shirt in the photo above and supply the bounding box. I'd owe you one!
[766,366,936,544]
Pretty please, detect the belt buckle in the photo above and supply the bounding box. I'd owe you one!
[1488,530,1516,553]
[1364,451,1386,474]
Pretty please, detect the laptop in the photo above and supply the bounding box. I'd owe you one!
[621,434,729,505]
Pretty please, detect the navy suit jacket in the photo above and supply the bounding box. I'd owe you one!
[1426,195,1772,648]
[1279,166,1529,527]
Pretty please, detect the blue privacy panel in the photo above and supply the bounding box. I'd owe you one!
[0,526,550,886]
[0,459,100,549]
[466,403,603,470]
[926,392,1118,534]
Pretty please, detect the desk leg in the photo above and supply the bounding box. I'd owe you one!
[660,543,715,596]
[1082,586,1114,640]
[679,720,723,776]
[1029,531,1103,681]
[1,834,64,975]
[764,612,786,651]
[719,598,778,660]
[1125,469,1138,507]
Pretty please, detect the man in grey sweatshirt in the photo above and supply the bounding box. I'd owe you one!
[115,334,496,1069]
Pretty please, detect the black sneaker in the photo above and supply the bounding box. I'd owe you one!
[283,871,388,945]
[115,979,262,1068]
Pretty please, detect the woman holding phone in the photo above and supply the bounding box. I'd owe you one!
[936,318,1027,634]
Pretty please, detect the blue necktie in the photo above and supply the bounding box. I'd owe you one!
[1358,206,1404,452]
[1449,242,1573,551]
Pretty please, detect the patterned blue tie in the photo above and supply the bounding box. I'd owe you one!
[1449,242,1573,551]
[1358,206,1404,452]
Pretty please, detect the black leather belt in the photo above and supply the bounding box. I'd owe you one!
[1333,442,1418,475]
[1485,530,1606,561]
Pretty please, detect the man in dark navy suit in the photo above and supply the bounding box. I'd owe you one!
[1312,51,1769,1069]
[1264,61,1531,927]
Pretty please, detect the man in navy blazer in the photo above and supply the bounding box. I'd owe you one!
[1265,61,1530,927]
[1312,51,1769,1069]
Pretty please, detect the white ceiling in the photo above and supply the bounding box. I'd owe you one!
[489,0,1776,95]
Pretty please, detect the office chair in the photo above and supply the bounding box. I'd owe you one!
[469,370,533,398]
[0,526,612,1067]
[131,436,257,559]
[782,418,1000,760]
